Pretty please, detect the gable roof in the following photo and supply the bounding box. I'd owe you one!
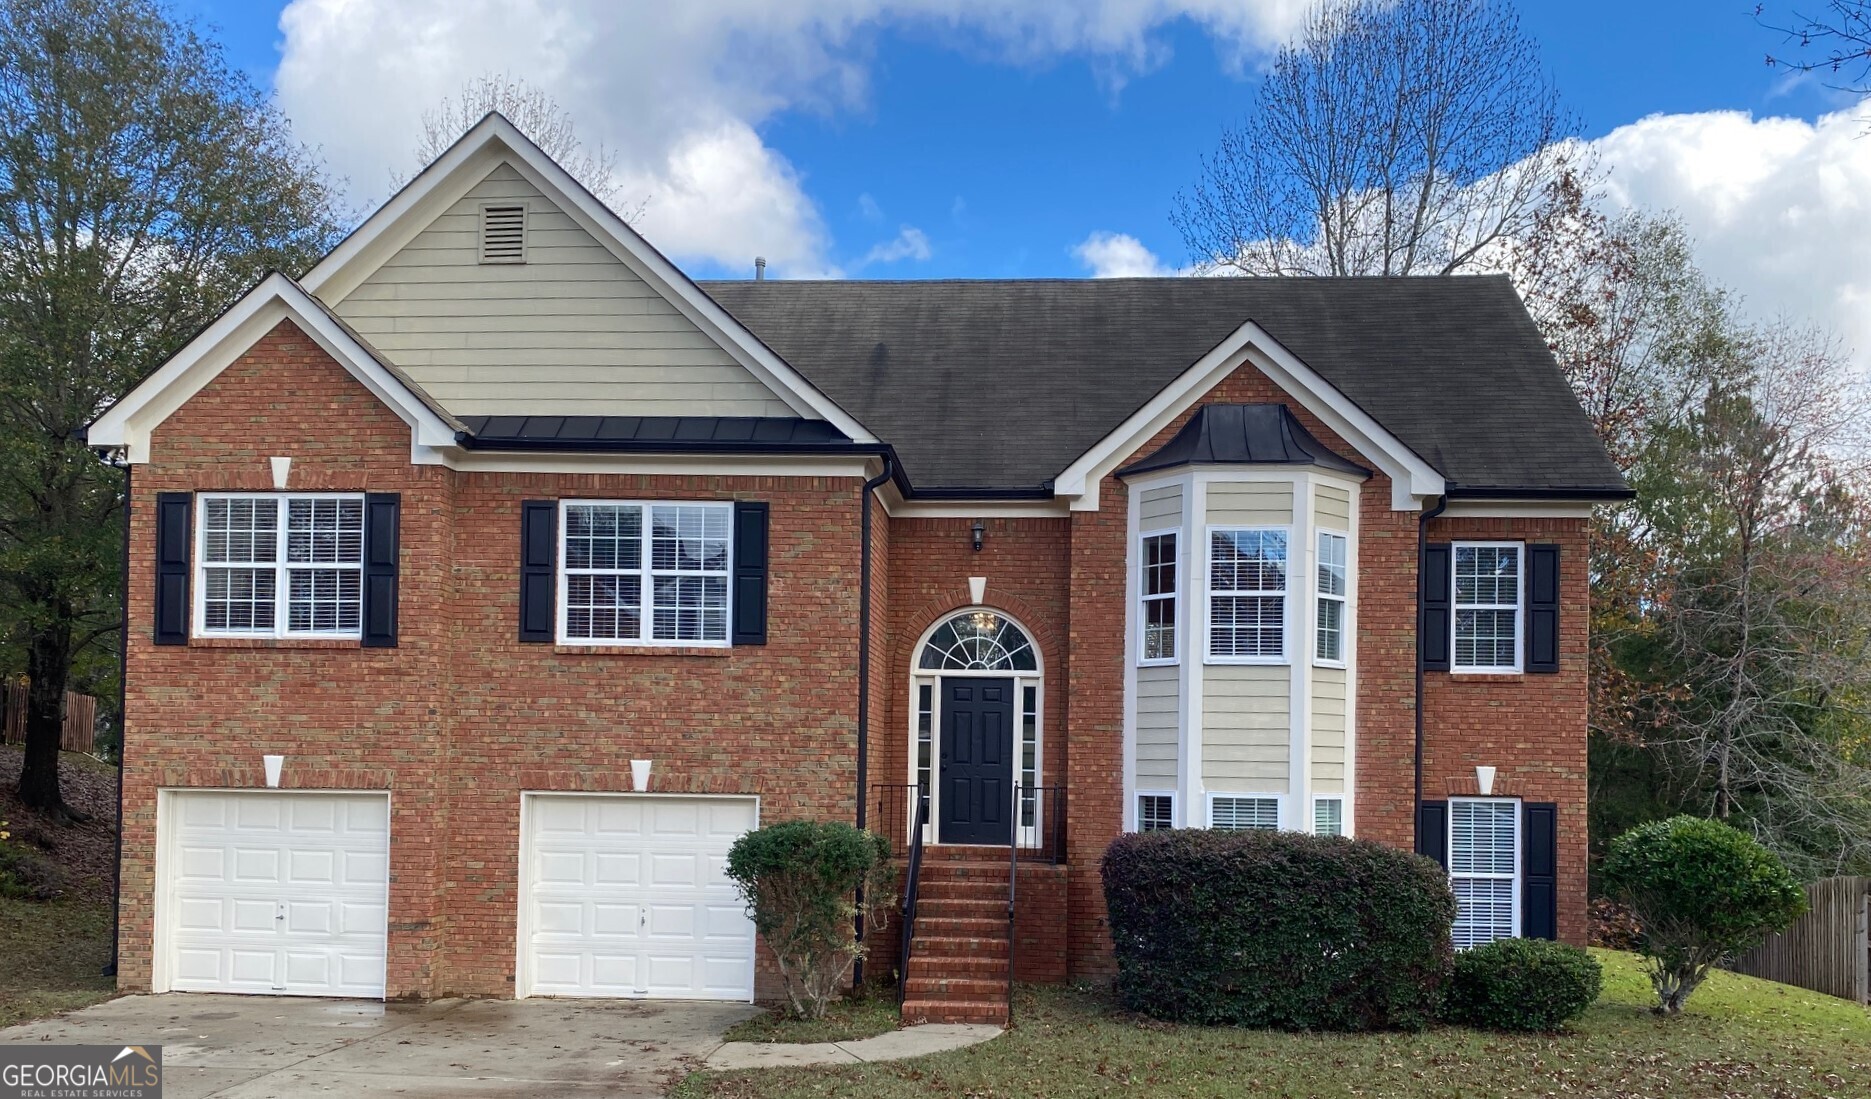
[301,112,876,443]
[699,275,1626,498]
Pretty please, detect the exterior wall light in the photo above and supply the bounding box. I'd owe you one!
[971,520,985,552]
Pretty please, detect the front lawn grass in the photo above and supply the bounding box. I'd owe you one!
[722,988,901,1045]
[674,950,1871,1097]
[0,895,115,1028]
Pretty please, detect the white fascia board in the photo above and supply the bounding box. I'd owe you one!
[1440,499,1598,519]
[300,113,877,445]
[1053,319,1445,513]
[873,481,1069,518]
[89,274,458,465]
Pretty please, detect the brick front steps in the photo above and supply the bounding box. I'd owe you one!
[900,847,1012,1026]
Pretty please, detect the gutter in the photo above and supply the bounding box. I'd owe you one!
[1413,493,1448,854]
[1442,484,1634,502]
[852,453,894,985]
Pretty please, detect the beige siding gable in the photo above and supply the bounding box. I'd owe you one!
[332,163,797,419]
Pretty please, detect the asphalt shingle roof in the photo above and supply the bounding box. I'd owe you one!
[698,275,1625,496]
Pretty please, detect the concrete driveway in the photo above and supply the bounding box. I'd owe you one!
[0,993,761,1097]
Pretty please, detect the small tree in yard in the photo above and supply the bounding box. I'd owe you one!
[725,821,895,1020]
[1602,816,1807,1015]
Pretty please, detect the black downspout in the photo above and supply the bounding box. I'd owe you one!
[852,454,894,986]
[106,459,131,978]
[1413,494,1447,853]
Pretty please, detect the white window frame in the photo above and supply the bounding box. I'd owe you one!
[1312,795,1347,837]
[1452,541,1524,674]
[556,499,734,647]
[1204,524,1290,665]
[1136,791,1176,832]
[1314,529,1349,668]
[193,492,366,640]
[1138,528,1180,666]
[1448,796,1522,948]
[1206,792,1284,831]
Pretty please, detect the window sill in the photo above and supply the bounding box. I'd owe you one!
[188,637,361,650]
[1447,672,1526,683]
[553,644,734,658]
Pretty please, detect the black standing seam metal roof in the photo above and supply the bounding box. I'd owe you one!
[457,415,853,448]
[697,275,1628,496]
[1117,404,1370,480]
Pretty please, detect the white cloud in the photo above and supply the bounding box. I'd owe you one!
[1587,107,1871,371]
[273,0,1308,277]
[856,193,884,222]
[1072,230,1184,277]
[859,225,932,267]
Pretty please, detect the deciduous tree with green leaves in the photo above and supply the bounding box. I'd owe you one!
[0,0,342,815]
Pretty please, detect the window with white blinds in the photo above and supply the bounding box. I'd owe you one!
[1210,795,1280,831]
[1137,794,1174,832]
[1449,798,1520,948]
[197,494,364,638]
[1313,797,1344,837]
[1208,528,1287,660]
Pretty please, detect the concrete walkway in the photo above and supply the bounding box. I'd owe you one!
[704,1022,1003,1069]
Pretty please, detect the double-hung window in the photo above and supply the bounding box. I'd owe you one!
[1449,798,1520,948]
[1208,528,1287,661]
[1137,793,1175,832]
[560,501,732,645]
[197,493,364,638]
[1453,542,1522,672]
[1316,531,1348,665]
[1140,531,1178,663]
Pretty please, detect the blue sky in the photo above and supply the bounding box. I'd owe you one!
[172,1,1871,359]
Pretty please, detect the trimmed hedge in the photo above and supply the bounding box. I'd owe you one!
[1102,829,1456,1031]
[1441,938,1601,1031]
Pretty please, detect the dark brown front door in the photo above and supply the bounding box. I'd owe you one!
[939,677,1013,845]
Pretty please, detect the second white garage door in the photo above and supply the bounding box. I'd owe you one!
[519,794,757,1000]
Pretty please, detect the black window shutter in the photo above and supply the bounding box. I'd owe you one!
[1419,542,1452,672]
[361,493,400,648]
[1522,802,1559,940]
[1526,543,1560,674]
[1416,800,1449,868]
[519,500,557,643]
[154,492,192,645]
[732,501,769,646]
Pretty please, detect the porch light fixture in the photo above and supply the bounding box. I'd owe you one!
[1476,765,1497,796]
[971,520,985,552]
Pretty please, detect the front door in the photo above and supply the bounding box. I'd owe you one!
[939,677,1014,845]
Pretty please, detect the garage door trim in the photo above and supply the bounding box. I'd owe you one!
[152,788,392,998]
[515,792,759,1001]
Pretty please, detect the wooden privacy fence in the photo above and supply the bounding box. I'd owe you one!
[0,678,97,754]
[1730,876,1871,1004]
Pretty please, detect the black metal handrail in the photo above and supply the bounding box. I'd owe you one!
[1014,785,1067,865]
[896,785,929,1006]
[1007,785,1020,1023]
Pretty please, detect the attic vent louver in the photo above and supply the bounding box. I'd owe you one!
[479,203,527,263]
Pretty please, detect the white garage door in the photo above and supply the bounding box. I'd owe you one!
[160,791,389,998]
[521,794,756,1000]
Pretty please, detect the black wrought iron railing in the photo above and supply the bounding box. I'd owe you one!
[869,783,927,858]
[1013,785,1067,865]
[896,785,929,1006]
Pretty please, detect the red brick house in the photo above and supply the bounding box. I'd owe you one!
[89,114,1626,1024]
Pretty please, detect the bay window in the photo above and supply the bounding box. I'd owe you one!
[1208,528,1287,661]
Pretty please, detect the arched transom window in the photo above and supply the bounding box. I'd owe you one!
[917,610,1038,671]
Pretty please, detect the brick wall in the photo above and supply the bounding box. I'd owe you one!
[120,320,1597,1001]
[120,320,870,999]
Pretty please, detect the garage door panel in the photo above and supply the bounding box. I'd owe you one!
[161,792,389,999]
[522,795,754,1000]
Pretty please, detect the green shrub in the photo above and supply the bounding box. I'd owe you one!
[1441,938,1601,1031]
[724,820,895,1020]
[1101,829,1456,1031]
[1601,816,1806,1015]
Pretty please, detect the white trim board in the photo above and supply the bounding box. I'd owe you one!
[1055,320,1445,512]
[88,274,461,466]
[300,112,875,445]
